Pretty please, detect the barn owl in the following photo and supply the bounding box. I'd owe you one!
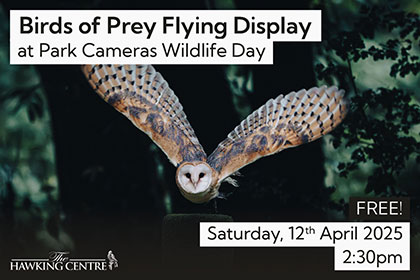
[82,65,348,204]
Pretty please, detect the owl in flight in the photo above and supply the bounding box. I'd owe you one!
[82,65,347,204]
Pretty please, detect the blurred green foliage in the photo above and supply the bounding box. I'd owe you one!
[315,2,419,200]
[0,6,72,254]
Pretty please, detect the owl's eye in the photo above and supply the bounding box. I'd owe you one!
[185,173,191,179]
[199,172,205,178]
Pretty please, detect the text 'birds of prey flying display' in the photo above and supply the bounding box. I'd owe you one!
[82,64,348,203]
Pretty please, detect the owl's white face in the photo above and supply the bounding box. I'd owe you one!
[175,162,216,203]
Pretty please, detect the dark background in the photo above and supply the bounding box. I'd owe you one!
[0,0,419,278]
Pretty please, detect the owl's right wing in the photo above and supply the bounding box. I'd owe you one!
[208,86,348,184]
[82,65,206,167]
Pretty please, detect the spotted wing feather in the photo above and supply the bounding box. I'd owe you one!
[208,86,348,183]
[82,64,206,166]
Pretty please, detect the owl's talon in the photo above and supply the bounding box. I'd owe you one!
[217,191,233,200]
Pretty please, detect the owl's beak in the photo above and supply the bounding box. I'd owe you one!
[191,175,199,186]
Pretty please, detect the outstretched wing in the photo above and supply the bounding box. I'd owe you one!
[208,86,347,184]
[82,64,206,166]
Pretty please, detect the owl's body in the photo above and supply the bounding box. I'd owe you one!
[83,65,348,203]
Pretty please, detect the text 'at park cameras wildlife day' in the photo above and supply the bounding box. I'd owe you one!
[4,4,420,278]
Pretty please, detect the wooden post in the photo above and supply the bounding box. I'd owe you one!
[162,214,234,269]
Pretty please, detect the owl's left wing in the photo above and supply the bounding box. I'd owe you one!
[208,86,348,184]
[82,64,206,167]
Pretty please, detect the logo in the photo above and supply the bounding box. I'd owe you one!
[10,250,118,271]
[107,250,118,270]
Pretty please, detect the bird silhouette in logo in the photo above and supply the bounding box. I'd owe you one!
[107,250,118,270]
